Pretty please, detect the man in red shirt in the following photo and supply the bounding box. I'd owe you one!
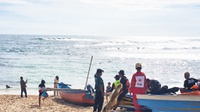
[130,63,147,112]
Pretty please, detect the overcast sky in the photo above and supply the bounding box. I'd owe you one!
[0,0,200,38]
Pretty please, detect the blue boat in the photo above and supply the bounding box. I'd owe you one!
[136,94,200,112]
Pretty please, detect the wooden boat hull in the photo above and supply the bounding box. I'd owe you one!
[137,94,200,112]
[59,89,94,106]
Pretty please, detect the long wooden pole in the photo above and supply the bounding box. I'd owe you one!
[84,56,93,90]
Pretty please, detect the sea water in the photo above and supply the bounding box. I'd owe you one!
[0,34,200,95]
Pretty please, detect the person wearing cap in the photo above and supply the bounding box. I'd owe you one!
[180,72,198,93]
[112,70,129,110]
[93,69,104,112]
[108,75,120,93]
[130,63,147,112]
[112,75,121,91]
[106,75,120,102]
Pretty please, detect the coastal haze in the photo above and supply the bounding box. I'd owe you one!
[0,35,200,94]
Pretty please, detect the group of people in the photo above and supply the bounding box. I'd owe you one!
[17,63,200,110]
[38,75,60,107]
[93,69,130,112]
[93,63,200,112]
[93,63,145,112]
[19,75,60,107]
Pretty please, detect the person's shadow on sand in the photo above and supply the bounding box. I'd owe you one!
[30,105,41,109]
[52,97,67,105]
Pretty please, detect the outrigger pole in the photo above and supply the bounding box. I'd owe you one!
[84,56,93,90]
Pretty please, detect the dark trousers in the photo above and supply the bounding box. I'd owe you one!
[93,91,104,112]
[21,88,27,97]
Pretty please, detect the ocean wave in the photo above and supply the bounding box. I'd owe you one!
[34,37,44,41]
[0,63,6,67]
[33,36,95,42]
[187,39,200,42]
[0,47,24,53]
[7,48,24,53]
[162,47,200,50]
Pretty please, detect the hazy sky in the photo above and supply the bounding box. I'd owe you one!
[0,0,200,37]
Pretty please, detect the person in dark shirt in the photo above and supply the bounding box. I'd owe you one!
[93,69,104,112]
[146,78,161,94]
[147,78,179,94]
[20,76,28,98]
[38,80,48,107]
[180,72,198,93]
[112,70,129,110]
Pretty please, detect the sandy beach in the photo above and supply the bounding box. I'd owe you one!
[0,94,127,112]
[0,95,93,112]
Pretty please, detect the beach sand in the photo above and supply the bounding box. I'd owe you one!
[0,95,126,112]
[0,95,93,112]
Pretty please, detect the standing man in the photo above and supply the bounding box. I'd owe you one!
[20,76,28,98]
[112,70,129,110]
[130,63,147,112]
[93,69,104,112]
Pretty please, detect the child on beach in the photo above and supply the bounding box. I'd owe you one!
[106,82,112,102]
[106,82,112,92]
[54,76,59,96]
[38,80,48,107]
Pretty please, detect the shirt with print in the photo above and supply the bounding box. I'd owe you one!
[184,78,198,90]
[130,71,147,94]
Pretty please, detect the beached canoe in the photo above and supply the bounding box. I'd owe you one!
[59,89,94,106]
[136,94,200,112]
[58,83,94,106]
